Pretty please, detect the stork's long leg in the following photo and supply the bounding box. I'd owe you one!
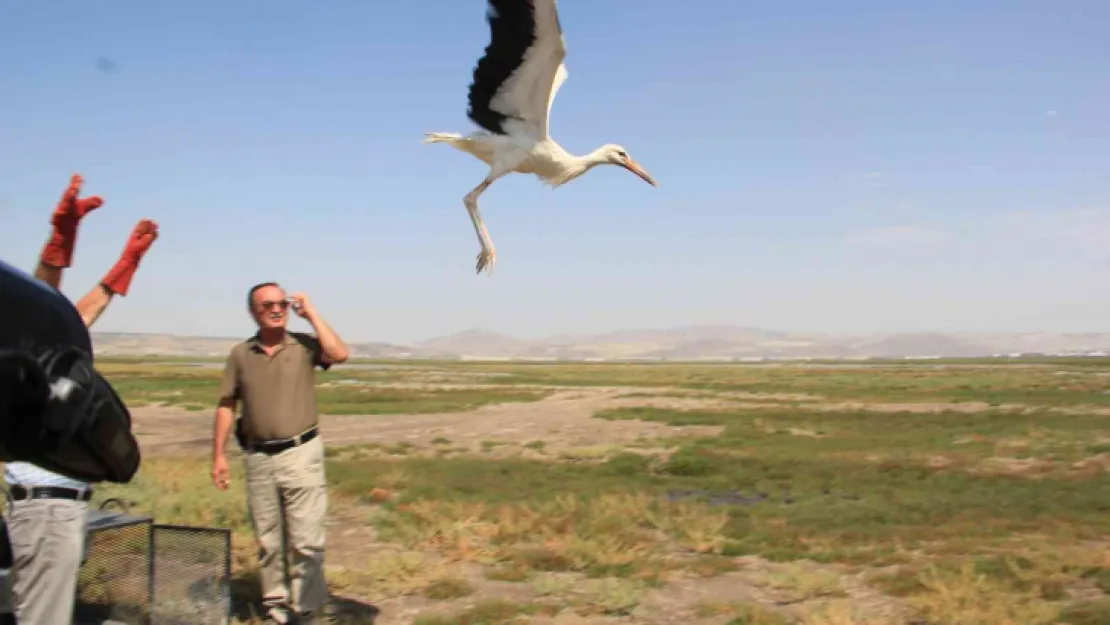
[464,176,498,275]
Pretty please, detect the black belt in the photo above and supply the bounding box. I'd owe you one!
[244,426,318,455]
[9,485,92,502]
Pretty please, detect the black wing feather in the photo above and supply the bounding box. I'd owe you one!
[467,0,537,135]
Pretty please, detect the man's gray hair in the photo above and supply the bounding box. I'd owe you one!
[247,282,281,309]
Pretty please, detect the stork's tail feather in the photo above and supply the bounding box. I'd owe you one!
[423,132,464,144]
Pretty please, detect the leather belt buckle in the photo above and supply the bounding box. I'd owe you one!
[249,426,318,455]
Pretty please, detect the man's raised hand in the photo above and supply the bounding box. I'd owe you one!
[289,292,315,319]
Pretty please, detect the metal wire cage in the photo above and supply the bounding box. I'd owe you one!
[149,524,232,624]
[75,505,154,624]
[73,500,232,625]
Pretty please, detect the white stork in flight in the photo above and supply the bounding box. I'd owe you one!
[424,0,657,275]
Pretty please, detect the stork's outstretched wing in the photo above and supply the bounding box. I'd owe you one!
[467,0,567,140]
[545,62,568,133]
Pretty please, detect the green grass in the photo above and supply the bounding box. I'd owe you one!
[610,405,1110,562]
[1056,599,1110,625]
[403,360,1110,407]
[412,599,540,624]
[97,358,1110,409]
[318,396,1108,622]
[88,456,253,536]
[598,405,1108,464]
[423,575,475,600]
[96,363,549,414]
[326,427,1110,567]
[73,358,1110,623]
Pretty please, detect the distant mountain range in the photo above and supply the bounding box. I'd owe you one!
[90,326,1110,361]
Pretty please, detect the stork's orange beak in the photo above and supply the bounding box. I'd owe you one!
[622,158,657,187]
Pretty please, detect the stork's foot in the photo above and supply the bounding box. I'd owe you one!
[476,247,497,275]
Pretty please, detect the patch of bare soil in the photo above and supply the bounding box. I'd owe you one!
[965,454,1110,479]
[131,388,726,459]
[132,380,1108,461]
[807,400,1110,416]
[320,382,820,405]
[808,400,1022,414]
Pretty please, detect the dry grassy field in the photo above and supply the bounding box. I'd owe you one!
[66,358,1110,623]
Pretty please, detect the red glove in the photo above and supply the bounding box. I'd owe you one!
[101,219,159,296]
[39,174,104,268]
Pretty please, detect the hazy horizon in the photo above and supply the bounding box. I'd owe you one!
[3,1,1108,346]
[89,322,1110,348]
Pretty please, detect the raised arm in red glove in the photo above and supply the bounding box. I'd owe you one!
[100,219,159,296]
[39,174,104,269]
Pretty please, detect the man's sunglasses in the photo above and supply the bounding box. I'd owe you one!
[258,299,290,311]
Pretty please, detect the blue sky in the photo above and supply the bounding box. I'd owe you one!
[2,0,1108,344]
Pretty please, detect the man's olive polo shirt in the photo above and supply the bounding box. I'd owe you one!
[218,331,331,442]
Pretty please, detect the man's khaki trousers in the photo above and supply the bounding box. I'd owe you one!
[6,498,88,625]
[244,435,329,621]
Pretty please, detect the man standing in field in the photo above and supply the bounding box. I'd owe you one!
[4,174,160,625]
[210,282,349,625]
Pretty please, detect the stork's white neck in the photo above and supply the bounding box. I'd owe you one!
[547,147,610,187]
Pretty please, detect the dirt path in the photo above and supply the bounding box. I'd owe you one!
[132,382,1099,460]
[131,387,728,458]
